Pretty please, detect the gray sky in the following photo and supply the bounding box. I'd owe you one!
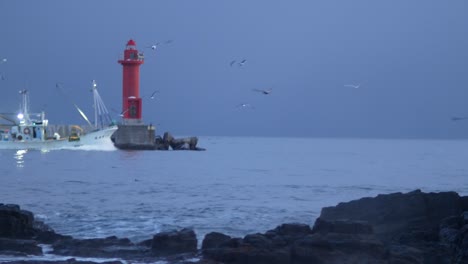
[1,0,467,138]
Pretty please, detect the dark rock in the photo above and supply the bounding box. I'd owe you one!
[267,223,312,238]
[320,189,463,242]
[151,228,198,256]
[204,241,290,264]
[52,236,148,259]
[291,233,388,264]
[203,221,383,264]
[0,204,35,239]
[154,135,169,150]
[1,259,124,264]
[264,223,313,248]
[202,232,231,250]
[461,196,468,212]
[312,218,373,235]
[387,245,425,264]
[0,237,42,255]
[163,132,205,151]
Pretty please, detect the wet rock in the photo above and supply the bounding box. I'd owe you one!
[154,135,169,150]
[438,212,468,263]
[202,221,387,264]
[151,228,198,256]
[0,237,42,256]
[291,232,388,264]
[0,204,35,239]
[320,189,463,242]
[202,232,231,250]
[201,191,468,264]
[51,236,148,259]
[2,259,123,264]
[264,223,313,248]
[163,132,206,151]
[318,190,464,263]
[312,218,373,235]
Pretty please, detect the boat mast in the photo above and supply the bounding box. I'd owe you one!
[18,89,30,125]
[91,80,112,129]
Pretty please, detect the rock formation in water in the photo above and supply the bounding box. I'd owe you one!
[2,190,468,263]
[156,132,206,151]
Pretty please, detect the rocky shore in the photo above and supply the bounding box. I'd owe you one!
[1,190,468,263]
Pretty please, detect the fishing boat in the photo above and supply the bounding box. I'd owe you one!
[0,80,117,150]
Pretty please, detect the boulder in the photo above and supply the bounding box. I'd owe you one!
[154,135,169,150]
[202,232,231,250]
[0,204,35,239]
[151,228,198,256]
[52,236,148,259]
[203,221,388,264]
[320,189,463,242]
[162,132,205,151]
[438,212,468,263]
[0,237,42,256]
[291,233,388,264]
[312,218,373,235]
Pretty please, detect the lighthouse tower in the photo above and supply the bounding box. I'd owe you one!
[118,39,144,123]
[113,39,156,150]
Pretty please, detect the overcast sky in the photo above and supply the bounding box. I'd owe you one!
[0,0,467,138]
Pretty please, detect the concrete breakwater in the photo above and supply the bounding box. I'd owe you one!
[1,190,468,263]
[112,124,205,151]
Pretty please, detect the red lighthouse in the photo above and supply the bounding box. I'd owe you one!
[118,39,144,123]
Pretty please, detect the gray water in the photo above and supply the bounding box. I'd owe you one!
[1,136,467,247]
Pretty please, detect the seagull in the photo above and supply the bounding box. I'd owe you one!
[230,60,236,67]
[237,103,254,109]
[110,107,129,117]
[147,43,160,50]
[344,84,362,89]
[252,88,272,95]
[238,59,247,67]
[150,90,159,99]
[451,116,468,121]
[344,82,365,89]
[119,108,130,117]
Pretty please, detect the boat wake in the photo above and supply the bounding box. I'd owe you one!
[70,141,117,151]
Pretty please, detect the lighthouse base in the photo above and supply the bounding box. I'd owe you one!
[112,124,157,150]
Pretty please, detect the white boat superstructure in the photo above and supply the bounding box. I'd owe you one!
[0,81,117,150]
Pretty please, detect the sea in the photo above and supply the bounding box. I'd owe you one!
[0,136,467,263]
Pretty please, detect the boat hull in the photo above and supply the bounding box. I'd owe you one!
[0,126,117,150]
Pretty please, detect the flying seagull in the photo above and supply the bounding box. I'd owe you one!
[252,88,272,95]
[451,116,468,121]
[344,82,365,89]
[238,59,247,67]
[237,103,254,109]
[147,43,160,50]
[230,59,247,67]
[150,90,159,99]
[344,84,362,89]
[119,108,130,117]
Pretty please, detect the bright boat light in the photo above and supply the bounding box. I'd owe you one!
[17,113,24,120]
